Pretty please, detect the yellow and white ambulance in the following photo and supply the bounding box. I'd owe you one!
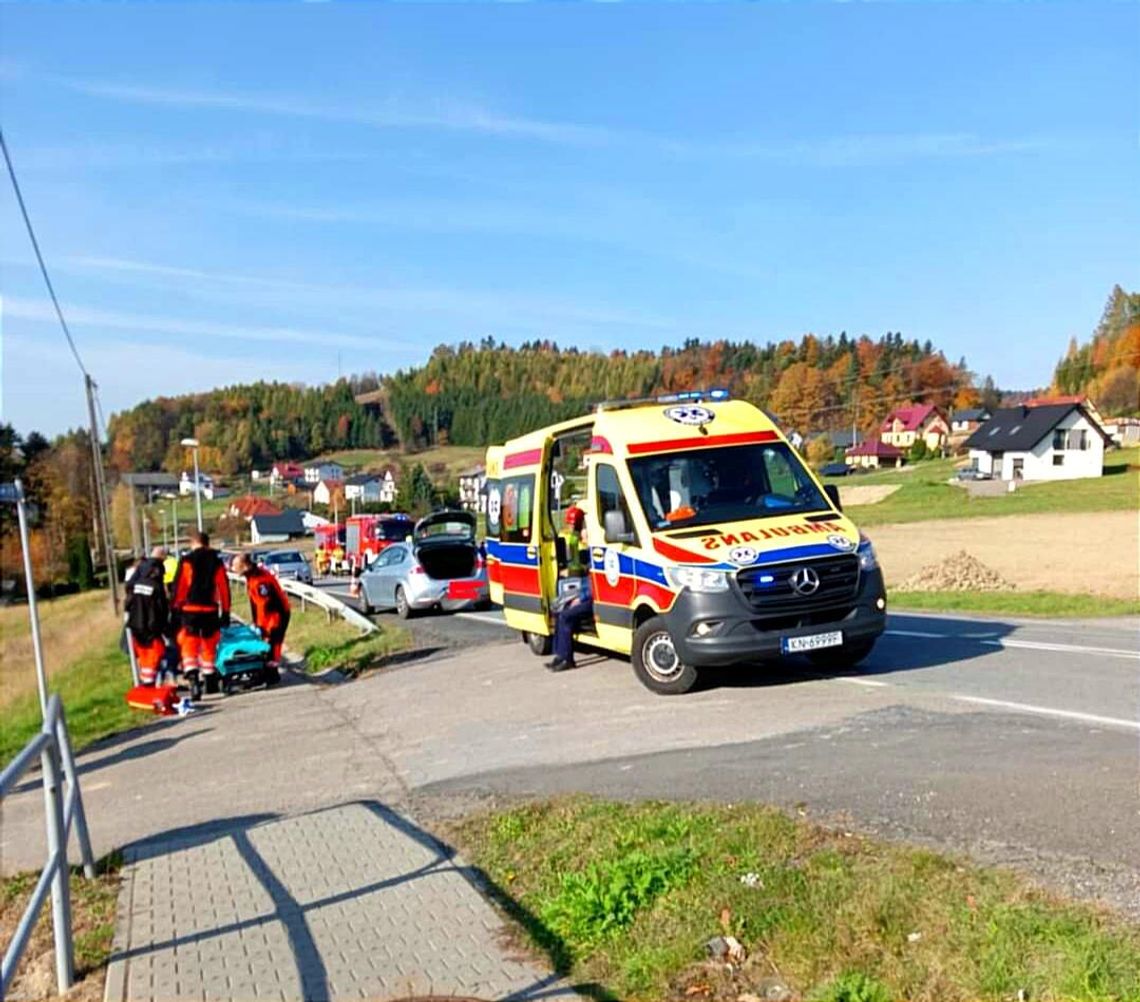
[483,391,886,694]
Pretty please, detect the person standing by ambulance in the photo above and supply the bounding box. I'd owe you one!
[232,553,290,684]
[124,546,171,686]
[171,530,231,697]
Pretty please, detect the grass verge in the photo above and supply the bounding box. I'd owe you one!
[453,798,1140,1002]
[825,449,1138,526]
[0,852,122,1002]
[283,600,410,676]
[889,590,1140,618]
[0,632,141,769]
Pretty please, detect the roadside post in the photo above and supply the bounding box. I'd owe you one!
[2,480,50,716]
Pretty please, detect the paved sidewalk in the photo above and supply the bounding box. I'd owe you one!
[105,801,576,1001]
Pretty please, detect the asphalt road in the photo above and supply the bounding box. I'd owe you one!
[5,579,1136,921]
[311,581,1140,914]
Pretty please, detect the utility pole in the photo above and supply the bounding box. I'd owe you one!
[84,375,119,612]
[127,481,140,557]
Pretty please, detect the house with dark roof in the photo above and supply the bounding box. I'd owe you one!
[845,440,905,470]
[949,408,991,435]
[826,429,863,451]
[344,471,397,505]
[964,402,1110,481]
[250,509,307,544]
[880,403,949,452]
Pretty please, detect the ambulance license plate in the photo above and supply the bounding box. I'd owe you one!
[782,630,843,654]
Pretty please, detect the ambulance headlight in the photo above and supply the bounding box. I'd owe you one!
[857,535,879,572]
[666,566,731,593]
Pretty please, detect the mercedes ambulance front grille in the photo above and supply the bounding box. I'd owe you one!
[735,553,860,614]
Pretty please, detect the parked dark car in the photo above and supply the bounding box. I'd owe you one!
[819,462,853,478]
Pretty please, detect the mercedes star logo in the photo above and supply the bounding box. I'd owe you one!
[790,566,821,596]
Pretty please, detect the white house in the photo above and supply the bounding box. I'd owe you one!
[345,474,381,504]
[304,462,344,484]
[179,471,228,500]
[345,470,398,505]
[965,402,1110,482]
[313,478,344,506]
[458,466,487,513]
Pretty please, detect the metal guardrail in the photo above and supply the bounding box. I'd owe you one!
[0,694,96,998]
[228,573,377,635]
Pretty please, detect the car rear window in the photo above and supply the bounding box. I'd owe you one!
[264,551,303,564]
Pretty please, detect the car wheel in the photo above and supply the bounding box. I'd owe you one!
[806,639,876,670]
[359,589,374,615]
[631,616,698,695]
[523,631,552,656]
[395,586,416,620]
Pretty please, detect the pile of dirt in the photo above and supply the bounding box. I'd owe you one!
[895,550,1016,592]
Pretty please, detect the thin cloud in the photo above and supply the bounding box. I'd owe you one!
[50,74,614,147]
[4,295,406,352]
[40,256,680,332]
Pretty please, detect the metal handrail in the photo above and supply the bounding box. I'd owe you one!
[228,572,377,635]
[1,694,95,998]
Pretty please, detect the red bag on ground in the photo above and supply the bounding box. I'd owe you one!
[125,684,179,716]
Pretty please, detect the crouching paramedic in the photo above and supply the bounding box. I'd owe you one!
[125,545,171,685]
[171,531,231,693]
[233,554,291,677]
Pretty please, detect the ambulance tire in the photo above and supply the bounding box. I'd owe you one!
[524,631,552,657]
[806,639,875,671]
[631,617,698,695]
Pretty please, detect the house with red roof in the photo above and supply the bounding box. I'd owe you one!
[270,461,305,484]
[226,495,283,521]
[845,440,905,470]
[880,403,949,453]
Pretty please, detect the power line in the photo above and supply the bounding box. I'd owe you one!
[0,128,88,377]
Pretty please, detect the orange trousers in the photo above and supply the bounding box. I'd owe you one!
[131,636,167,685]
[177,629,219,675]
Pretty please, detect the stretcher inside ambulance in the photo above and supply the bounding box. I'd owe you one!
[483,391,886,694]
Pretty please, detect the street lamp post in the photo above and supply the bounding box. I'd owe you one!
[158,509,168,550]
[181,438,203,533]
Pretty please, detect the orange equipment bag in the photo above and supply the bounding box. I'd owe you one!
[125,684,179,716]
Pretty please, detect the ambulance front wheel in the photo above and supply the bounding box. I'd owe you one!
[632,617,698,695]
[523,631,552,657]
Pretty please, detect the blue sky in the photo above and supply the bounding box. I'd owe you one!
[2,3,1137,436]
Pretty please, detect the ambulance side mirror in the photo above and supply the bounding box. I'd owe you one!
[604,510,635,545]
[823,484,842,512]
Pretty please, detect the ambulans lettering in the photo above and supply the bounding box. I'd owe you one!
[697,521,847,551]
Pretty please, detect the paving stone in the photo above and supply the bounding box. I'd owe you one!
[105,801,576,1000]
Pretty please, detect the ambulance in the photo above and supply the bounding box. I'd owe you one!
[483,390,886,694]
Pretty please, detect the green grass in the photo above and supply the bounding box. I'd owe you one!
[0,632,142,768]
[890,590,1140,618]
[1,852,122,995]
[825,449,1139,526]
[454,798,1140,1002]
[280,598,410,676]
[315,445,487,480]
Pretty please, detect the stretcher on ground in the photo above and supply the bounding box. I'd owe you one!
[214,623,277,695]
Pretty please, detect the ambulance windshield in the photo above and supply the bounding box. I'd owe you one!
[628,442,830,531]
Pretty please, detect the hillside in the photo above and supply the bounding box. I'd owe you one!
[1052,285,1140,415]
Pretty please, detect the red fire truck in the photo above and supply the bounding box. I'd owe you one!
[345,514,414,568]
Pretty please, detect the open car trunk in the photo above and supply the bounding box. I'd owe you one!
[413,510,479,581]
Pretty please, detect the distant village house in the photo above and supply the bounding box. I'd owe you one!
[880,404,949,452]
[965,400,1110,482]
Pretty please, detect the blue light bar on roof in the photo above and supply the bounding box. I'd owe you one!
[656,388,731,404]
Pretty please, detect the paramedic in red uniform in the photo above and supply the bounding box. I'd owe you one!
[233,553,291,680]
[171,530,231,694]
[124,545,171,685]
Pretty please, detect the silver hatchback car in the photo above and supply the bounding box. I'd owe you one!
[260,549,313,585]
[359,511,488,618]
